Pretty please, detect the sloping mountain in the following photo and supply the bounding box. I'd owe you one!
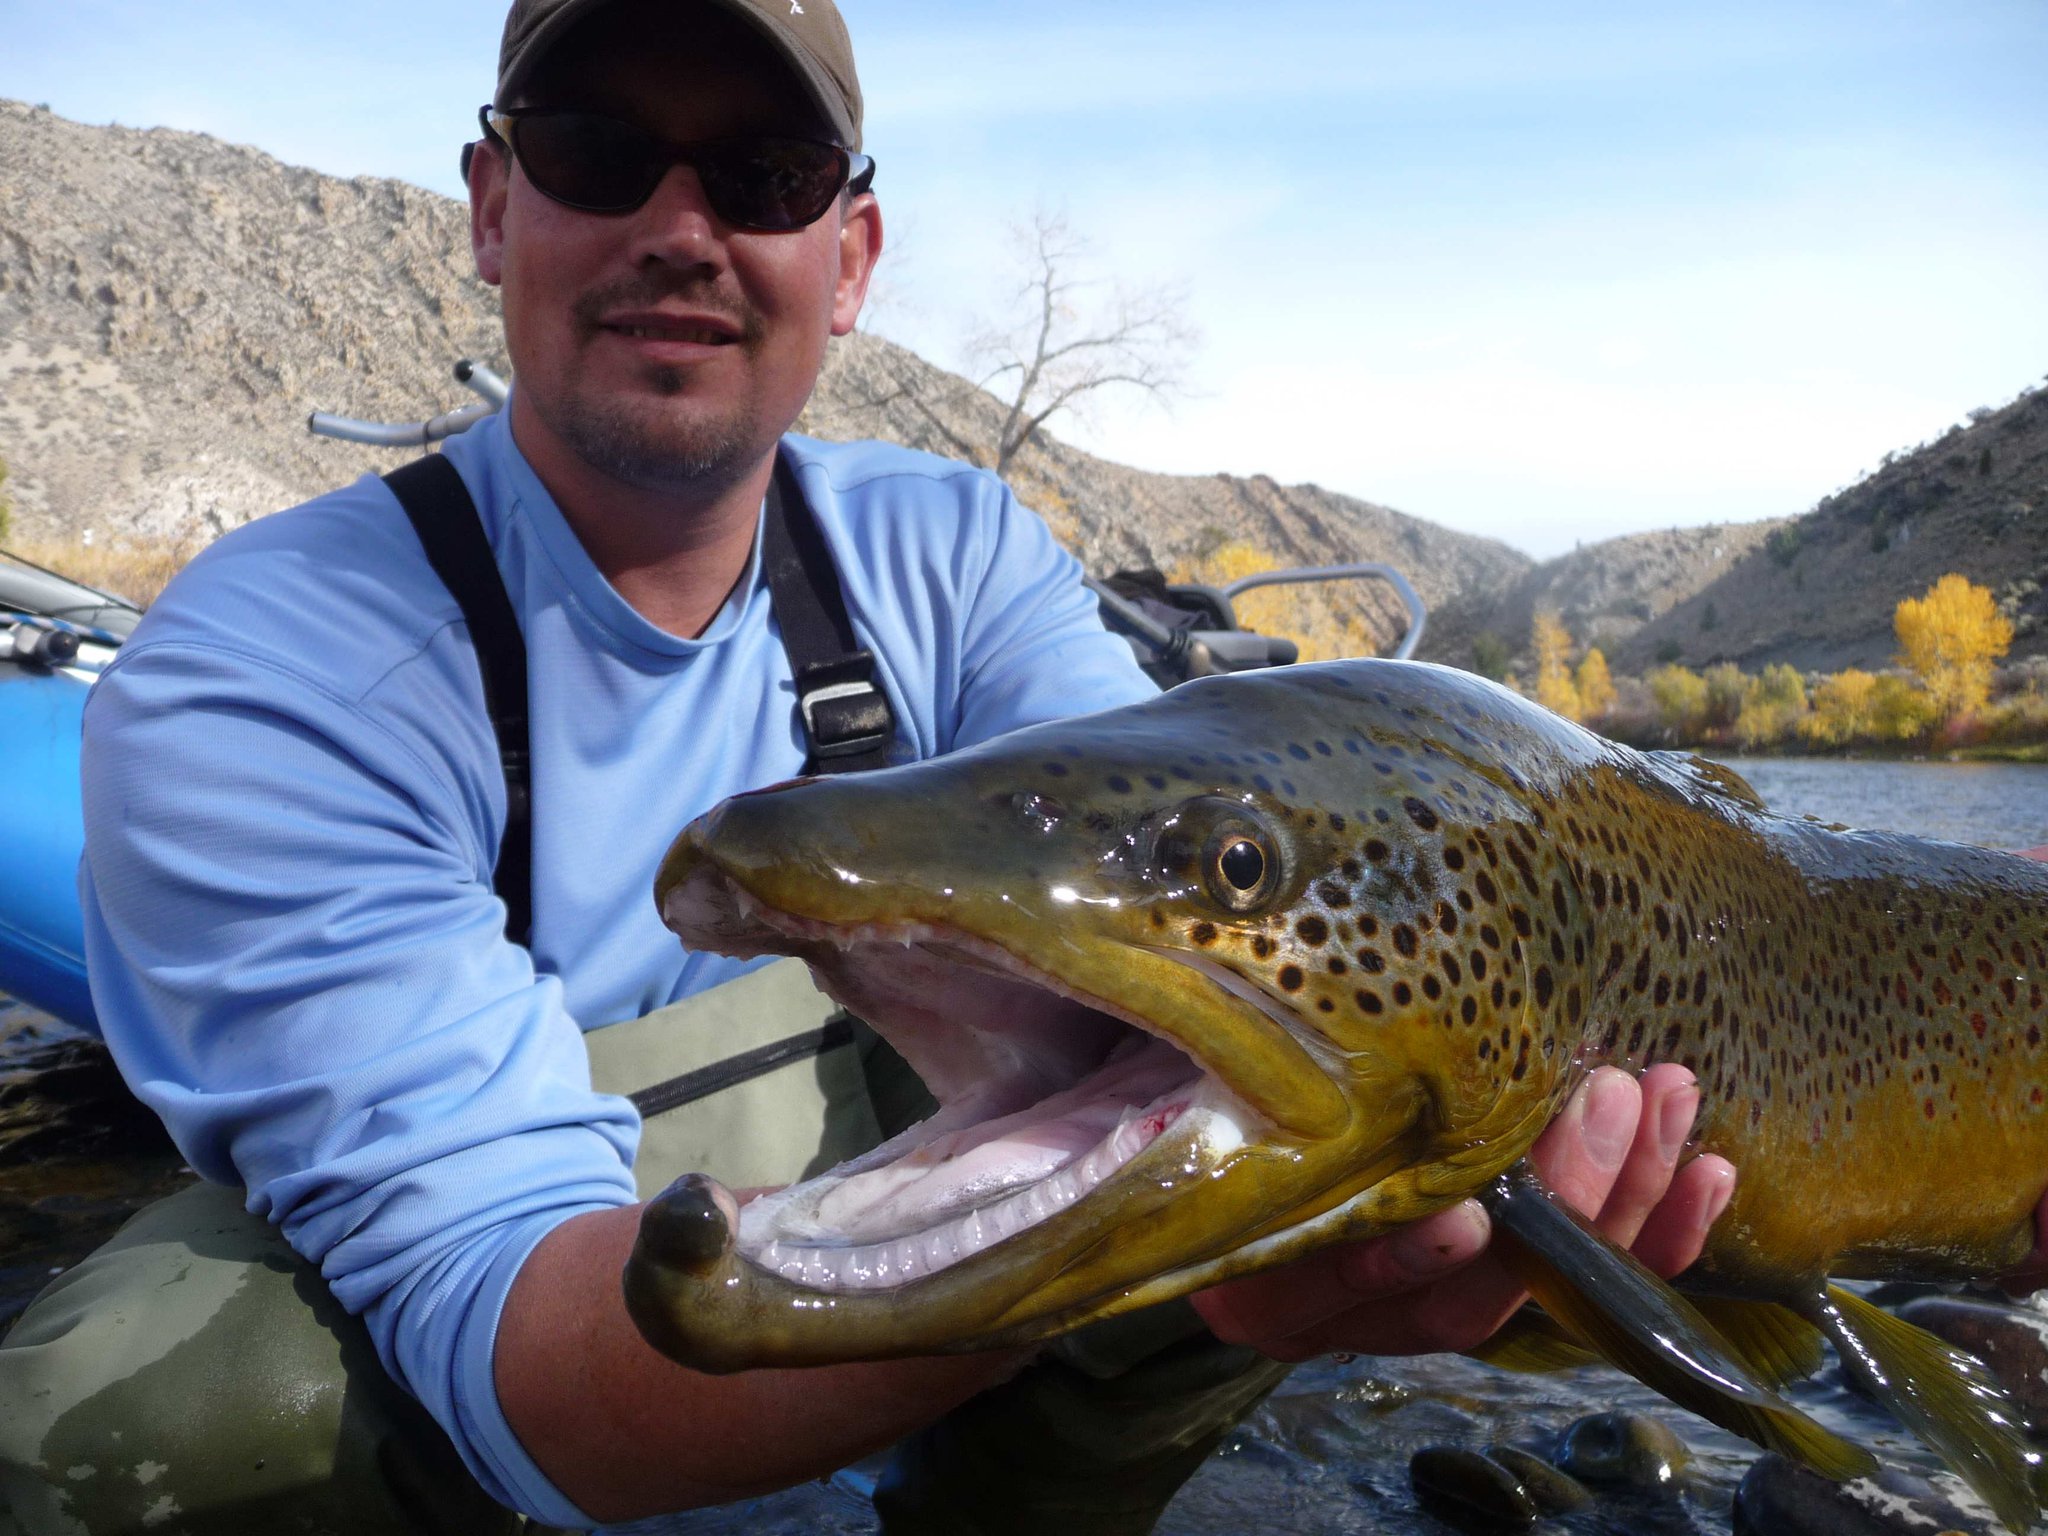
[1418,519,1791,673]
[1606,390,2048,671]
[0,100,1526,653]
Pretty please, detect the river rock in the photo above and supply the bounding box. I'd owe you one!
[1896,1296,2048,1434]
[1408,1447,1538,1530]
[1484,1444,1593,1513]
[1552,1410,1690,1488]
[1734,1453,1995,1536]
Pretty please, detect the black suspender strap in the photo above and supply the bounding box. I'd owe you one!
[384,455,535,950]
[760,454,897,774]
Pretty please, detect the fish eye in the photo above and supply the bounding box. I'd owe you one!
[1201,823,1280,913]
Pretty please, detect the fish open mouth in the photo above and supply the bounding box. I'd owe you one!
[659,870,1251,1295]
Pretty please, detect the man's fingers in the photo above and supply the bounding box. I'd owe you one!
[1592,1064,1699,1248]
[1193,1200,1490,1348]
[1527,1067,1641,1218]
[1627,1154,1736,1278]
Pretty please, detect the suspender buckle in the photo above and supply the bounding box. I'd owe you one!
[796,652,893,760]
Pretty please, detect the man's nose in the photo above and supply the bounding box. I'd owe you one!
[624,162,726,268]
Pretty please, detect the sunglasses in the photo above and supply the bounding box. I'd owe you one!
[477,106,874,231]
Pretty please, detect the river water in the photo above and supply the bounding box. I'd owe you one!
[6,757,2047,1533]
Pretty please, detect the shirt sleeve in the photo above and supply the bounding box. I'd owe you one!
[948,480,1160,750]
[79,636,636,1526]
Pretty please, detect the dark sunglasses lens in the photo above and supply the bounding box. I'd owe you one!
[694,139,848,229]
[512,113,664,211]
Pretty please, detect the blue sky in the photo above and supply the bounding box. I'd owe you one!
[4,0,2044,556]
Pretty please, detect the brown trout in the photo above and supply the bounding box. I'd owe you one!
[626,660,2048,1529]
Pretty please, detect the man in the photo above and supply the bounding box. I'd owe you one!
[7,1,2008,1531]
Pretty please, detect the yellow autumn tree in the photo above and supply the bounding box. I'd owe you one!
[1895,573,2013,720]
[1801,669,1878,746]
[1575,648,1616,721]
[1734,663,1807,747]
[1170,540,1377,663]
[1647,665,1709,741]
[1532,611,1581,720]
[1869,673,1938,740]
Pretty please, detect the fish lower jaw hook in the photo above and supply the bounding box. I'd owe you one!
[637,1172,739,1275]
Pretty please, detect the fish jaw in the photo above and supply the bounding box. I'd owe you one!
[632,785,1452,1368]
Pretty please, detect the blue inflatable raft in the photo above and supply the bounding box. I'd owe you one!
[0,552,141,1031]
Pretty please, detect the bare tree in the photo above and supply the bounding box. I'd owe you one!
[848,210,1195,477]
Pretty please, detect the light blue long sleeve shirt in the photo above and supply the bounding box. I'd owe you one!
[77,410,1157,1524]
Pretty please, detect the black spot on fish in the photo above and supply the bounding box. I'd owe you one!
[1279,965,1305,992]
[1442,954,1462,985]
[1422,974,1443,1001]
[1288,744,1311,762]
[1404,797,1440,832]
[1251,935,1274,960]
[1443,846,1466,871]
[1330,814,1347,832]
[1317,997,1335,1013]
[1107,775,1132,794]
[1394,924,1419,958]
[1393,981,1414,1007]
[1328,956,1349,976]
[1253,775,1274,792]
[1146,774,1168,791]
[1534,967,1555,1007]
[1365,839,1391,863]
[1357,948,1385,973]
[1297,915,1330,946]
[1461,995,1478,1025]
[1318,881,1352,907]
[1191,922,1218,947]
[1041,762,1070,777]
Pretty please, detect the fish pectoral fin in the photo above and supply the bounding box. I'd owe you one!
[1464,1304,1602,1374]
[1689,1297,1828,1391]
[1802,1283,2045,1535]
[1480,1163,1876,1483]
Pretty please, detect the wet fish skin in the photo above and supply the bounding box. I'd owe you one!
[628,660,2048,1516]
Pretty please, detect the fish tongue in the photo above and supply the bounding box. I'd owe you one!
[801,1034,1202,1244]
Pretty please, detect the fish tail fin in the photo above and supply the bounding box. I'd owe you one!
[1805,1284,2045,1535]
[1482,1164,1875,1483]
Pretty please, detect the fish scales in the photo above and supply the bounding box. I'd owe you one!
[627,659,2048,1528]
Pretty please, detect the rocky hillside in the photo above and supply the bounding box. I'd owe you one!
[1418,518,1790,673]
[1606,390,2048,671]
[0,100,1525,653]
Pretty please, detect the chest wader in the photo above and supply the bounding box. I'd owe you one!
[0,457,1290,1536]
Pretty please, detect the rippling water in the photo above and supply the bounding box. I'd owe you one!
[1705,756,2048,850]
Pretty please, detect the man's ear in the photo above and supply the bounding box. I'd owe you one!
[830,193,884,337]
[471,139,511,288]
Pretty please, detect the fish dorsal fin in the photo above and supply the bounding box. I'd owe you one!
[1480,1164,1875,1482]
[1803,1283,2045,1535]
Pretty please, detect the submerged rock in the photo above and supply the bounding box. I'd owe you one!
[1551,1410,1690,1488]
[1408,1446,1539,1531]
[1483,1444,1593,1514]
[1734,1453,1996,1536]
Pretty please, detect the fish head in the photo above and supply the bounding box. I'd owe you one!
[633,661,1598,1370]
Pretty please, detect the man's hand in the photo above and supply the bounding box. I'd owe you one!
[1190,1064,1736,1361]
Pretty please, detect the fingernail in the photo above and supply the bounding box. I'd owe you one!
[1656,1080,1700,1162]
[1705,1166,1737,1225]
[1583,1069,1637,1172]
[1391,1201,1486,1278]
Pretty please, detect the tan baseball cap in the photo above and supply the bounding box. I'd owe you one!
[496,0,864,149]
